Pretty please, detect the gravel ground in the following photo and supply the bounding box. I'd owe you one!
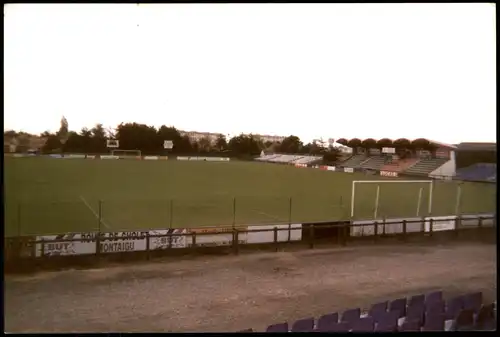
[4,241,496,332]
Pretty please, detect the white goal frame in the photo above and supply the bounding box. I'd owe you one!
[350,180,434,219]
[111,149,142,157]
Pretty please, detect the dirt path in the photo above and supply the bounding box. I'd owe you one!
[4,241,496,332]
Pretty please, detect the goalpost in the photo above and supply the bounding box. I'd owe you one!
[350,180,435,219]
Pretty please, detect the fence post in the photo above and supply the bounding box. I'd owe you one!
[169,199,173,229]
[273,227,278,252]
[146,232,150,260]
[374,221,378,242]
[41,238,45,257]
[98,200,102,233]
[17,202,22,237]
[288,197,292,242]
[342,222,348,246]
[478,217,483,229]
[191,232,197,253]
[455,216,460,238]
[429,218,434,237]
[96,200,102,256]
[232,197,236,229]
[233,229,239,255]
[309,225,315,249]
[382,217,386,236]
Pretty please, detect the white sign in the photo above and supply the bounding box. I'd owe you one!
[164,140,173,149]
[352,218,424,236]
[344,167,354,173]
[327,166,336,171]
[144,156,159,160]
[106,139,119,148]
[36,229,187,257]
[66,154,86,159]
[186,227,247,247]
[424,216,457,232]
[179,156,231,162]
[382,147,396,154]
[86,155,96,159]
[100,155,119,160]
[247,224,302,243]
[380,171,398,177]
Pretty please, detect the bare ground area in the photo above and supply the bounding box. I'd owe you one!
[4,241,497,333]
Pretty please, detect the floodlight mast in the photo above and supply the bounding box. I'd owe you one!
[350,180,434,219]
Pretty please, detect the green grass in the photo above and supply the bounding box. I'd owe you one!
[4,157,496,237]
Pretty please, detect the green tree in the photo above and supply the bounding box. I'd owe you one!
[215,134,228,151]
[279,135,303,153]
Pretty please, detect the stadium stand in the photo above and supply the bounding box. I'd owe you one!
[293,156,322,165]
[338,154,368,168]
[381,158,419,173]
[359,156,389,170]
[255,154,322,165]
[403,158,448,176]
[456,163,497,182]
[246,291,496,332]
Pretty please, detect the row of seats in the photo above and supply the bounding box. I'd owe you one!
[338,154,367,168]
[456,163,497,182]
[404,158,448,175]
[239,291,496,332]
[381,157,419,173]
[359,156,389,170]
[256,154,322,165]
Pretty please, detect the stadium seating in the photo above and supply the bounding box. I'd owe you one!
[359,156,389,170]
[339,154,368,168]
[456,163,497,182]
[255,154,322,165]
[242,291,496,332]
[403,158,448,176]
[381,158,419,173]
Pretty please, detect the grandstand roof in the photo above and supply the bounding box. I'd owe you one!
[426,139,457,150]
[456,142,497,151]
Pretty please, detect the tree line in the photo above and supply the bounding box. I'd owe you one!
[4,121,342,162]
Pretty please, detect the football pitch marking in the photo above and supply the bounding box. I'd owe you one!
[251,210,282,222]
[79,195,112,230]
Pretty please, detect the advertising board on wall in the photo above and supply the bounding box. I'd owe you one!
[351,218,425,237]
[66,154,86,159]
[424,216,457,232]
[247,224,302,243]
[34,224,304,257]
[36,229,187,257]
[186,226,247,247]
[344,167,354,173]
[380,171,398,177]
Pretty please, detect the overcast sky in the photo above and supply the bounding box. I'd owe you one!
[4,3,496,144]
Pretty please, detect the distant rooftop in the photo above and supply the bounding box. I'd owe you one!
[457,142,497,151]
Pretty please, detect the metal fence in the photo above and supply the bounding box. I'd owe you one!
[4,215,495,266]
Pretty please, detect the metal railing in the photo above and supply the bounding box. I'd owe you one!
[4,215,495,264]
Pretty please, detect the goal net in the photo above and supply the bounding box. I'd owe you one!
[350,180,434,220]
[111,149,142,158]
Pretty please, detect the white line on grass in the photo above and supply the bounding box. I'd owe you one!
[79,196,112,230]
[251,210,282,222]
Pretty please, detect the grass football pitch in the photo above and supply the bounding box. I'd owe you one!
[4,157,496,237]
